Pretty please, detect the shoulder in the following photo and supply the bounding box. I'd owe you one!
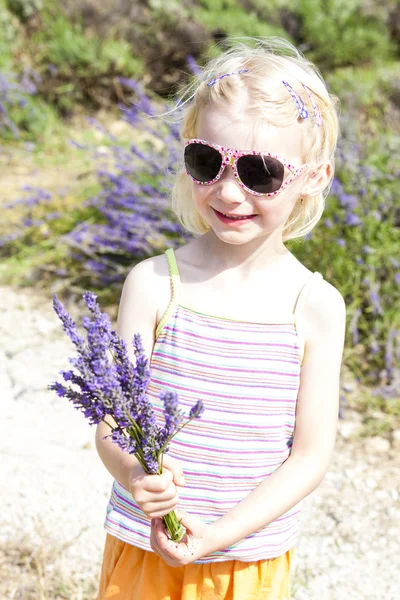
[305,278,346,334]
[124,253,170,293]
[301,277,346,366]
[117,253,171,358]
[124,252,172,317]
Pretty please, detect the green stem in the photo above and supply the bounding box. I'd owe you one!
[162,510,185,543]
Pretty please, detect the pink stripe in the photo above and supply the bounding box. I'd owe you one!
[163,326,299,350]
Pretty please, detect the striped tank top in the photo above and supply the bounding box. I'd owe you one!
[104,248,324,562]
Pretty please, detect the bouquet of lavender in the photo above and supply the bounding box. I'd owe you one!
[49,291,204,543]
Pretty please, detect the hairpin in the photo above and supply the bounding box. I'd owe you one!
[282,80,309,120]
[301,84,322,126]
[207,69,249,87]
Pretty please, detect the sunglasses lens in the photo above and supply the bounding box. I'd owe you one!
[184,143,222,183]
[237,155,285,194]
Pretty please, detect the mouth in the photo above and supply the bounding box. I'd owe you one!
[213,208,257,224]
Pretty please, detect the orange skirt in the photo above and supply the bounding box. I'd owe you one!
[97,534,294,600]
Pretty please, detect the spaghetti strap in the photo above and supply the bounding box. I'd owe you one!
[165,247,180,279]
[155,248,181,339]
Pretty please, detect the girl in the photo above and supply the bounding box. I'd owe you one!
[95,38,346,599]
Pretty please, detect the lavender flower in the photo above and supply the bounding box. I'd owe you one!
[190,400,205,419]
[160,390,184,442]
[345,213,362,226]
[349,308,362,346]
[49,291,204,541]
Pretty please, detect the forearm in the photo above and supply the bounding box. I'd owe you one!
[210,454,327,553]
[95,421,140,490]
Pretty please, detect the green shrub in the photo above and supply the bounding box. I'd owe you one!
[295,0,394,68]
[26,10,143,113]
[6,0,44,20]
[0,1,21,71]
[194,2,288,38]
[32,13,143,76]
[327,62,399,127]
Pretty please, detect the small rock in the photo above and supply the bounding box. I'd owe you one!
[366,478,377,489]
[344,408,363,423]
[108,120,132,137]
[364,436,391,453]
[392,429,400,450]
[338,420,361,439]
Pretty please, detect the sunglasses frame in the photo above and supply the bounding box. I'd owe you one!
[184,138,309,198]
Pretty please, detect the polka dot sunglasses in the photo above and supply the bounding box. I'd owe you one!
[184,138,309,197]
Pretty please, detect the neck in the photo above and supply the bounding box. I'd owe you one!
[196,230,291,276]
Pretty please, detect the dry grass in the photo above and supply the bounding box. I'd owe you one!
[0,519,100,600]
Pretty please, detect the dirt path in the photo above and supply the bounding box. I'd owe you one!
[1,283,399,599]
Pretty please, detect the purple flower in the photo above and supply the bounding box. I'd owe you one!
[53,295,85,351]
[187,55,202,75]
[346,213,362,226]
[49,292,205,493]
[189,400,205,419]
[369,289,384,316]
[349,308,361,346]
[160,390,183,441]
[111,429,137,454]
[339,194,358,210]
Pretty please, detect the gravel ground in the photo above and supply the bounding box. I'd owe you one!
[1,284,399,599]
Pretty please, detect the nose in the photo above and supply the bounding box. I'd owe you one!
[216,164,246,204]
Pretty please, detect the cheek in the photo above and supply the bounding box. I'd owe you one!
[258,196,297,224]
[192,183,211,209]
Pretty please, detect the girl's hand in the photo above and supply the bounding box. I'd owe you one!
[150,509,216,567]
[129,455,185,519]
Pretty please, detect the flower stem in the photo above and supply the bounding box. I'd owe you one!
[162,510,185,542]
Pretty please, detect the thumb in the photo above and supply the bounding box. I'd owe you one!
[161,454,186,486]
[174,509,197,532]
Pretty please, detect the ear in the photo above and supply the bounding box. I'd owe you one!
[302,162,333,197]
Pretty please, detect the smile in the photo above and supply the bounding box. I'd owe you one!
[213,208,257,224]
[221,213,254,219]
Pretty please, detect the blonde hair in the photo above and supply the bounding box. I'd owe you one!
[169,37,340,242]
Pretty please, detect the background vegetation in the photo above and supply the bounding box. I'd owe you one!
[1,0,400,434]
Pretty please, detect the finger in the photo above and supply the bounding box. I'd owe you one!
[162,455,186,486]
[139,486,178,504]
[145,498,180,519]
[174,509,195,532]
[150,519,165,556]
[152,519,176,558]
[153,516,171,541]
[142,470,174,493]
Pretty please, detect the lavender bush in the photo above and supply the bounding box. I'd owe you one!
[0,70,38,139]
[59,79,188,290]
[49,291,204,542]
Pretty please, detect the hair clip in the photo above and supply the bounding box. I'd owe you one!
[207,69,249,87]
[302,84,322,126]
[282,80,309,121]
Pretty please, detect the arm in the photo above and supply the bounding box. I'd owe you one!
[150,280,347,563]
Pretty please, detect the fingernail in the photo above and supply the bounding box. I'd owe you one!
[178,475,186,485]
